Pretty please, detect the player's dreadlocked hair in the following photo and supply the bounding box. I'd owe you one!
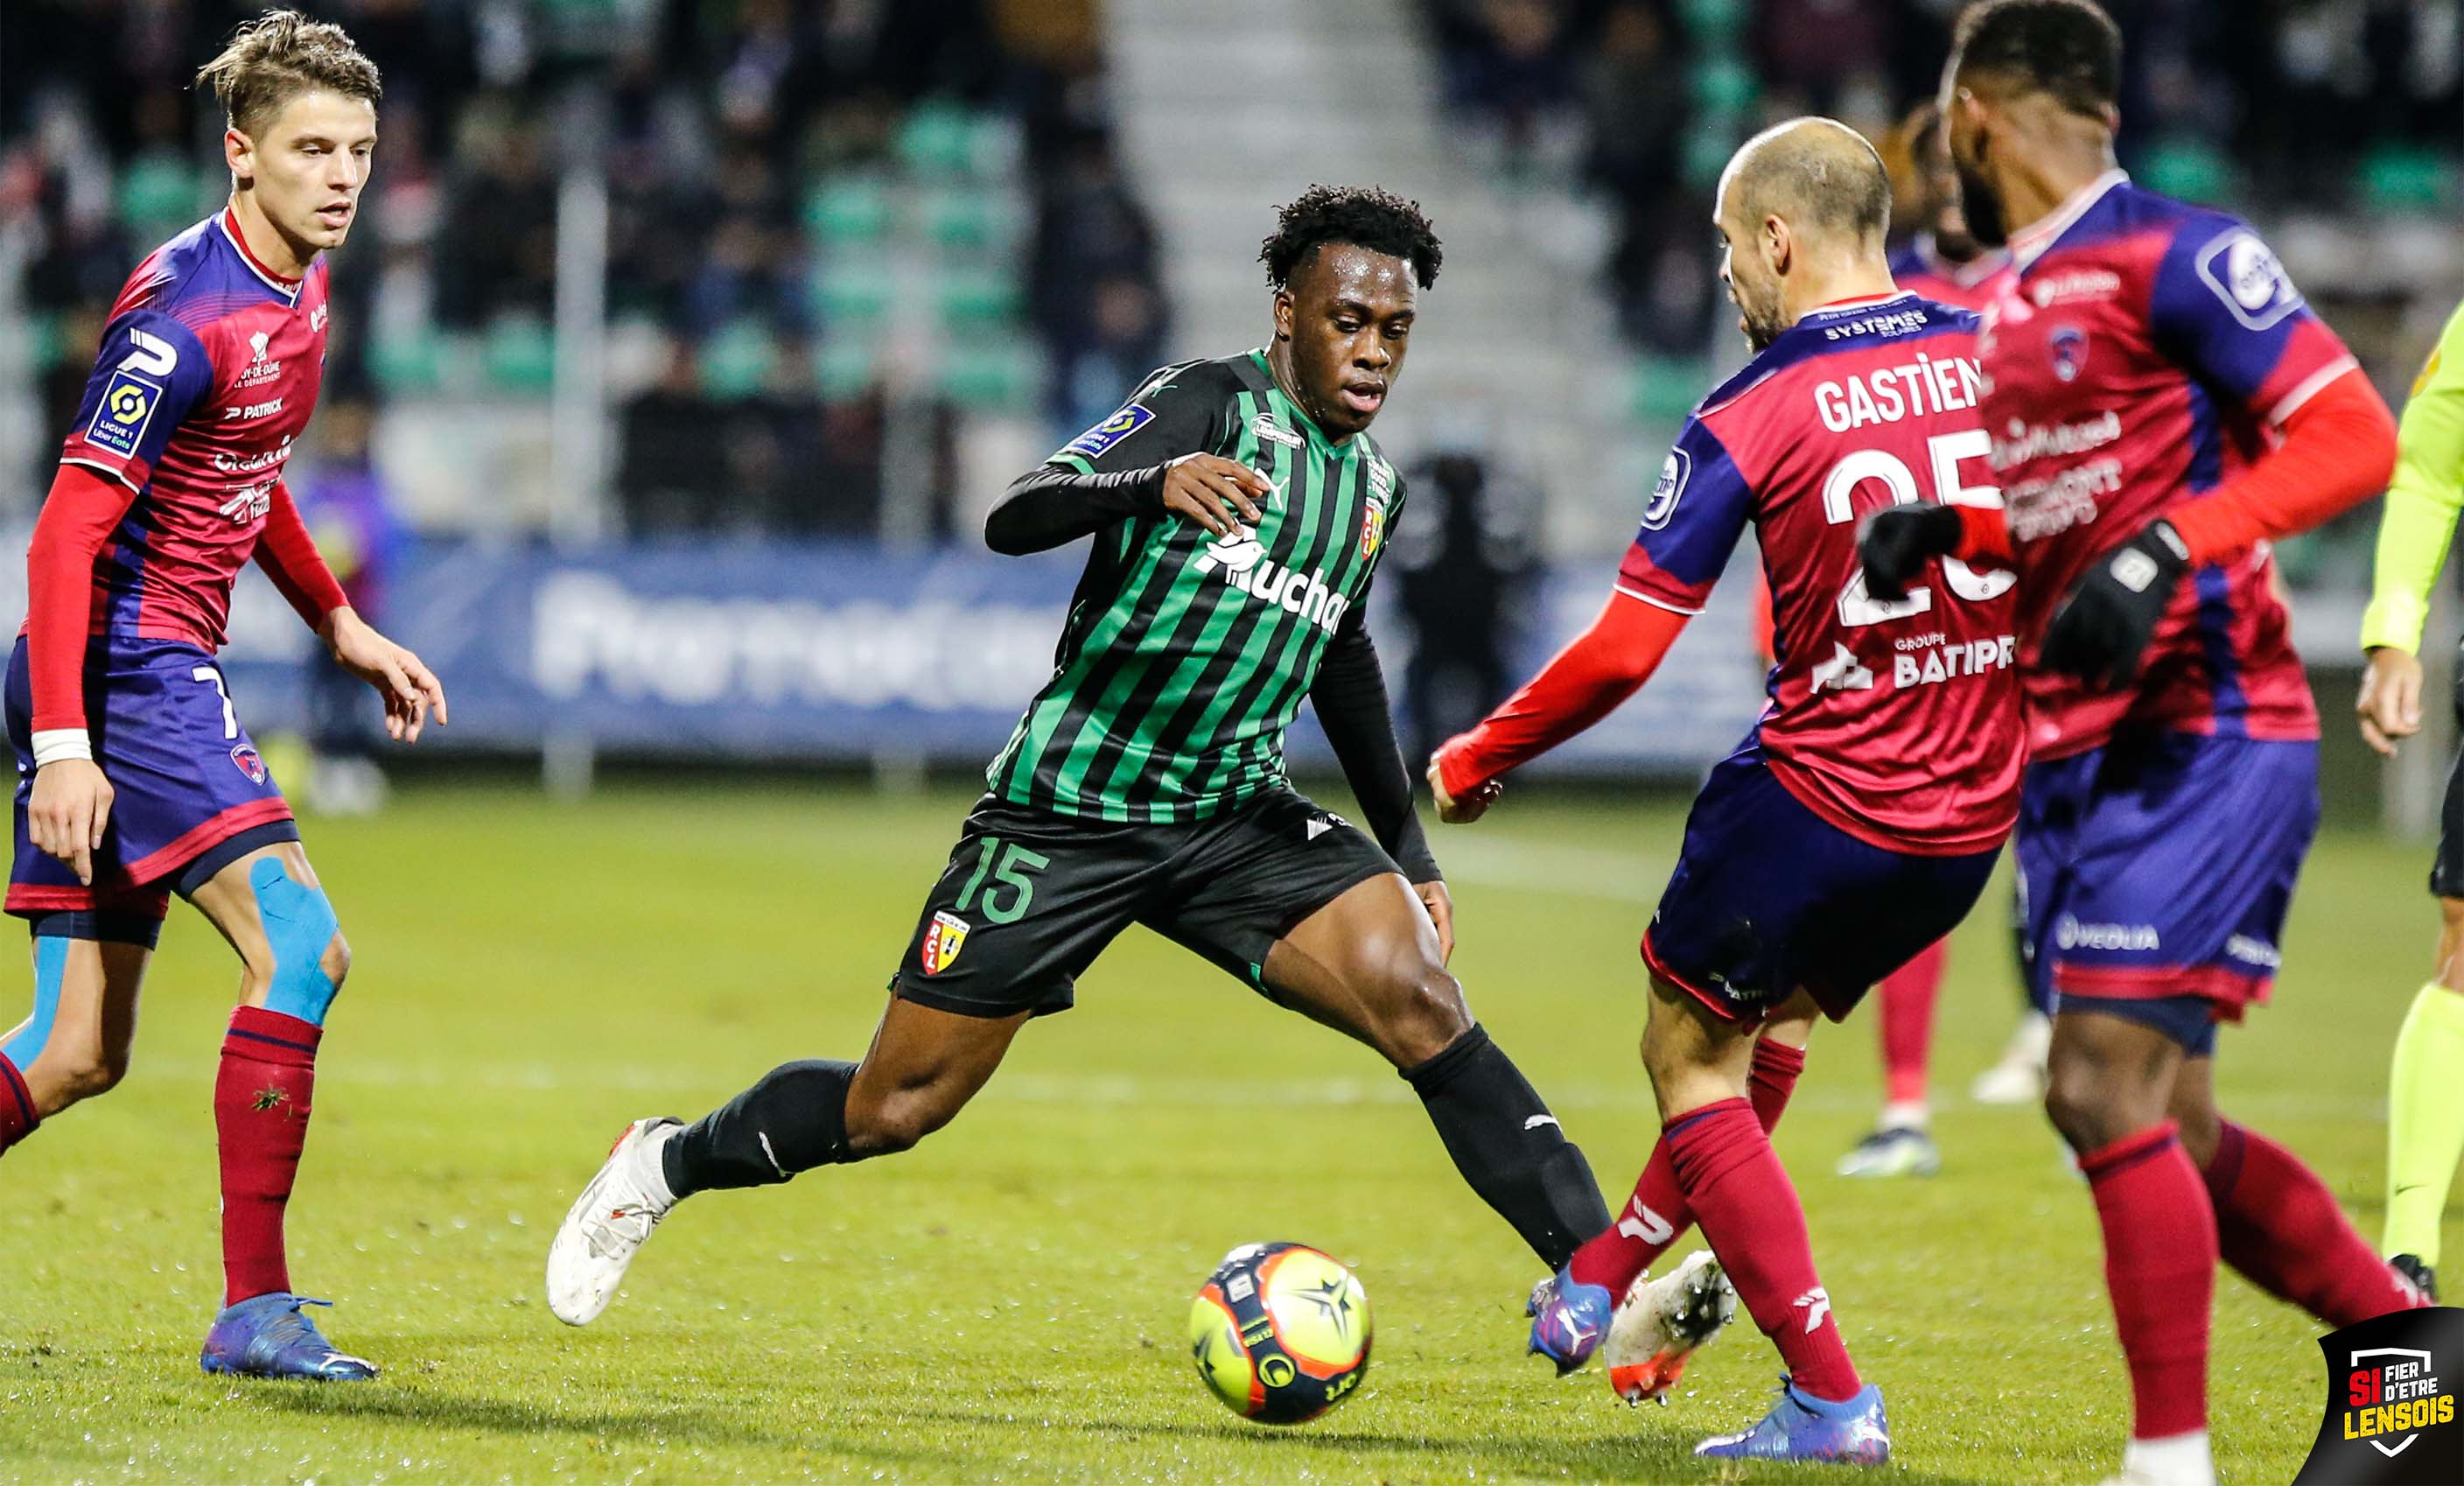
[1950,0,2122,118]
[1259,186,1443,291]
[196,9,382,138]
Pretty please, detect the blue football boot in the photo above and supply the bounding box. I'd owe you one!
[1695,1377,1889,1465]
[1524,1266,1615,1376]
[200,1293,377,1381]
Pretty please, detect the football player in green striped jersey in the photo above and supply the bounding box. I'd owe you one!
[546,187,1613,1329]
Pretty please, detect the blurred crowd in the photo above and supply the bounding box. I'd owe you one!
[1424,0,2464,352]
[2,0,1166,536]
[6,1,2456,543]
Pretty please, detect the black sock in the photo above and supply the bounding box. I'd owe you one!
[665,1059,861,1199]
[1402,1024,1610,1272]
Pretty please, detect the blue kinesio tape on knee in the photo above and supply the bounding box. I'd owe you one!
[3,936,71,1069]
[251,858,340,1026]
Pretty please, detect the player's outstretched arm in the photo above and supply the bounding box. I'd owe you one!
[1429,592,1688,822]
[1309,606,1450,957]
[984,454,1270,554]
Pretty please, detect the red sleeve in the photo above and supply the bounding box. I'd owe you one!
[2164,368,2399,564]
[26,463,139,733]
[1951,502,2015,564]
[253,480,351,630]
[1432,591,1690,795]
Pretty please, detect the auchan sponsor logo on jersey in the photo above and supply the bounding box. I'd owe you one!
[1812,354,1983,432]
[1191,525,1353,634]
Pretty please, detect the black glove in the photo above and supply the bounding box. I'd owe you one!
[1857,502,1963,601]
[2040,518,2191,688]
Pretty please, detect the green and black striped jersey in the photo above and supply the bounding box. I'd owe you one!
[987,352,1406,823]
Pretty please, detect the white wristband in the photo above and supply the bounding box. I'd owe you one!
[32,729,92,768]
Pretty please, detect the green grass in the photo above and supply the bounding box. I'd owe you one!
[0,781,2450,1485]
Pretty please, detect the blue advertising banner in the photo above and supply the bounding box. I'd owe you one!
[0,534,1777,775]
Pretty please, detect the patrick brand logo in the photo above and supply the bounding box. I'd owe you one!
[2295,1308,2464,1483]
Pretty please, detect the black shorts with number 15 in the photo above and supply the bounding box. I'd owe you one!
[889,789,1402,1019]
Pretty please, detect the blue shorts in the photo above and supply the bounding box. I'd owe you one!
[2017,730,2316,1034]
[1642,747,2000,1025]
[5,635,298,921]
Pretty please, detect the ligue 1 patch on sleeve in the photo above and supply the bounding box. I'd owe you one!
[2195,227,2303,332]
[1641,447,1691,530]
[83,371,164,459]
[2292,1307,2464,1484]
[1060,403,1155,461]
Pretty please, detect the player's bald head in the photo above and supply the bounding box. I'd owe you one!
[1716,117,1893,254]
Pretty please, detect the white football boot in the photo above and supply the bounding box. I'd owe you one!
[547,1117,682,1325]
[1604,1250,1737,1405]
[1971,1009,2053,1105]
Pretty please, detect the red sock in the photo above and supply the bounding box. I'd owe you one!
[0,1052,36,1155]
[214,1007,322,1307]
[2080,1122,2214,1440]
[1664,1096,1861,1401]
[1567,1039,1805,1293]
[2203,1120,2426,1323]
[1878,939,1945,1108]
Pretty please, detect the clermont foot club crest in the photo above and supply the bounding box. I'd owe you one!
[230,744,268,784]
[920,911,970,976]
[2294,1307,2464,1484]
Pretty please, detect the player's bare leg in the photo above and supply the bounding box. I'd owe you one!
[1262,873,1611,1277]
[1628,979,1886,1463]
[3,936,150,1139]
[549,995,1027,1325]
[182,841,370,1380]
[2044,1008,2216,1484]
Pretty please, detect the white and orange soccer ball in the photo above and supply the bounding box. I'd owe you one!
[1187,1241,1372,1424]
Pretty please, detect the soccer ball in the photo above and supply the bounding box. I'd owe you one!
[1187,1241,1372,1424]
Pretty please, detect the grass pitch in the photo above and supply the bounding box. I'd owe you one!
[0,779,2448,1485]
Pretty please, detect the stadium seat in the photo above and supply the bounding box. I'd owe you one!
[816,337,878,400]
[1630,357,1709,427]
[938,343,1039,410]
[896,102,978,179]
[805,179,891,247]
[483,315,556,392]
[2362,146,2457,213]
[116,153,203,244]
[925,189,1010,254]
[2141,138,2236,206]
[814,262,896,327]
[935,270,1023,331]
[698,319,780,401]
[369,326,444,394]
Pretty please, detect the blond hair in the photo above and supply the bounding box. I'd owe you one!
[195,10,381,137]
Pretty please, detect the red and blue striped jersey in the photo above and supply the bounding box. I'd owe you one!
[1886,235,2009,314]
[49,209,331,653]
[1617,294,2024,853]
[1980,172,2349,758]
